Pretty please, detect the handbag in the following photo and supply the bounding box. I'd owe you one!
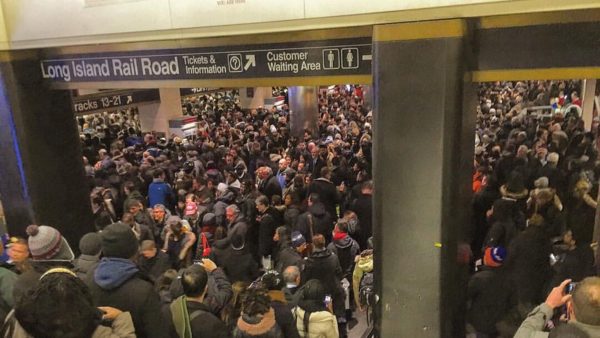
[200,232,211,258]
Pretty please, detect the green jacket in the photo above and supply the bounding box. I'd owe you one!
[514,303,600,338]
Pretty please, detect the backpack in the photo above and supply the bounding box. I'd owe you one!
[359,271,375,307]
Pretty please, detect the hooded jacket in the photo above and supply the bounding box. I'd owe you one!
[352,250,373,309]
[73,254,100,280]
[327,232,360,279]
[292,307,338,338]
[234,308,283,338]
[85,258,167,338]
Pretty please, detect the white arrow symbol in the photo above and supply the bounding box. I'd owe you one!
[126,95,132,104]
[244,55,256,70]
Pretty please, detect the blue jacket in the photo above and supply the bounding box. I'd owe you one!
[148,179,173,209]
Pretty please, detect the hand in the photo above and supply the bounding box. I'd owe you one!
[98,306,122,320]
[545,279,572,309]
[201,258,217,272]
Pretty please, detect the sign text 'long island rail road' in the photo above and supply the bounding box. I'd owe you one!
[40,38,372,84]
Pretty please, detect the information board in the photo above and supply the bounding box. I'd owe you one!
[41,38,372,83]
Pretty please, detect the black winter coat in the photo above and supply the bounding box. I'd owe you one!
[506,226,553,305]
[138,250,171,282]
[260,175,283,201]
[295,203,333,242]
[258,207,280,258]
[307,178,340,220]
[85,269,167,338]
[221,247,261,283]
[269,291,300,338]
[350,193,373,250]
[301,248,344,317]
[467,267,515,335]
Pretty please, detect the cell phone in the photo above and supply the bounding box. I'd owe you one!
[324,295,332,307]
[565,282,577,294]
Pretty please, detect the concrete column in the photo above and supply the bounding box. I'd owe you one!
[372,20,473,337]
[0,51,93,247]
[581,79,597,131]
[239,87,273,109]
[288,86,319,137]
[138,88,183,135]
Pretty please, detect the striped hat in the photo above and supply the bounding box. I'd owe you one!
[26,225,73,261]
[483,246,507,268]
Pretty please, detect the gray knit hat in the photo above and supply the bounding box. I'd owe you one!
[101,222,138,259]
[26,225,74,261]
[79,232,102,256]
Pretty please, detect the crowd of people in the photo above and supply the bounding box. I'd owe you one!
[0,85,375,338]
[468,80,600,337]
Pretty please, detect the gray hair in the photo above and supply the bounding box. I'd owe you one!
[226,204,240,215]
[283,265,300,284]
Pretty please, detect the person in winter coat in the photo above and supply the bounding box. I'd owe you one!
[505,214,553,312]
[352,249,373,311]
[148,168,174,209]
[215,205,249,250]
[295,194,334,243]
[220,233,260,283]
[349,180,373,250]
[283,266,303,309]
[567,179,597,245]
[12,268,135,338]
[326,220,360,280]
[138,240,171,282]
[307,167,340,220]
[484,199,519,250]
[234,287,284,338]
[168,258,234,316]
[122,212,154,243]
[73,232,103,280]
[466,247,515,337]
[283,192,302,231]
[256,195,281,263]
[550,229,595,286]
[258,166,283,202]
[85,222,167,338]
[151,204,172,246]
[261,271,300,338]
[165,264,231,338]
[13,225,76,304]
[273,227,303,273]
[301,235,345,335]
[292,279,339,338]
[514,277,600,338]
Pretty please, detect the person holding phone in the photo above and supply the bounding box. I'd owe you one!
[292,280,338,338]
[514,277,600,337]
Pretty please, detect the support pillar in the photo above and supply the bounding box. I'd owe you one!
[0,51,94,248]
[372,20,474,337]
[581,79,596,131]
[288,86,319,138]
[138,88,183,135]
[238,87,273,110]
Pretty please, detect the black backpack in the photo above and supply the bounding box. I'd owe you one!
[359,271,375,307]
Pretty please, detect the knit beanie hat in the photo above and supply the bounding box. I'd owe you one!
[100,222,138,259]
[26,225,74,261]
[483,246,506,267]
[79,232,102,256]
[291,231,306,249]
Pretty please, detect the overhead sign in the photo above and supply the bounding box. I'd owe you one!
[179,87,224,97]
[40,38,371,83]
[72,89,160,114]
